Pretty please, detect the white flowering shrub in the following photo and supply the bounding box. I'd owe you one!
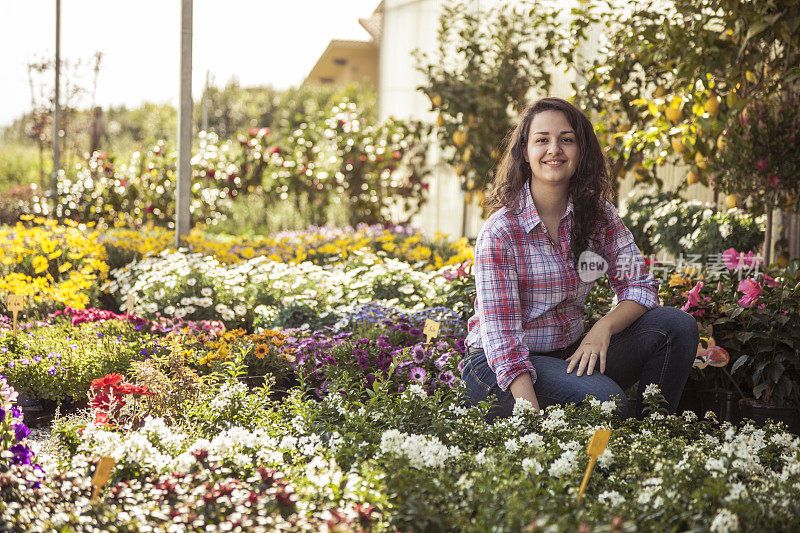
[104,249,449,329]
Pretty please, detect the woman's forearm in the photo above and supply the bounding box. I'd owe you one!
[596,299,648,335]
[508,372,541,411]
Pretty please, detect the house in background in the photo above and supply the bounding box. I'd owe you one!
[303,3,382,88]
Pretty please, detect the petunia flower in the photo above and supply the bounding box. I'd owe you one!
[722,248,762,271]
[680,281,710,317]
[737,277,763,308]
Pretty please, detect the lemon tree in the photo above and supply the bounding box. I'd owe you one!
[569,0,800,193]
[415,0,568,215]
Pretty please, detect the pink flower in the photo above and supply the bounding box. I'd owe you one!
[722,248,762,270]
[755,158,769,172]
[737,277,763,308]
[681,281,710,317]
[768,173,780,187]
[763,273,779,287]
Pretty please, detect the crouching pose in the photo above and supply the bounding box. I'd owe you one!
[462,97,698,420]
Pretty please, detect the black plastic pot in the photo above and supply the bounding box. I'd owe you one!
[739,400,800,434]
[15,393,43,414]
[700,389,742,424]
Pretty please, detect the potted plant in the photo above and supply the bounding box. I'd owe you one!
[711,261,800,432]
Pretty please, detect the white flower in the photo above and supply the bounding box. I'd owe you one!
[187,278,197,286]
[597,448,614,468]
[725,482,747,503]
[598,490,625,507]
[406,384,427,398]
[522,457,543,475]
[512,398,535,416]
[505,438,520,453]
[710,509,739,533]
[600,400,618,415]
[234,304,247,316]
[643,384,661,399]
[201,287,213,296]
[683,410,698,422]
[379,429,460,469]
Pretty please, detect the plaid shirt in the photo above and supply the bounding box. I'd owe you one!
[465,182,660,391]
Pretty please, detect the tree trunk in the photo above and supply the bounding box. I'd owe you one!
[763,208,773,265]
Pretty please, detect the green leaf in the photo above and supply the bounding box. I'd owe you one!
[731,355,748,374]
[753,382,769,399]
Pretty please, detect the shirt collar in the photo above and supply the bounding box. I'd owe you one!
[518,181,574,233]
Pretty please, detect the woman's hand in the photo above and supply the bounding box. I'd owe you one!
[566,321,612,376]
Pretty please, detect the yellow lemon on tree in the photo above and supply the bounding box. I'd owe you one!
[705,94,720,117]
[431,94,442,107]
[671,136,685,154]
[665,99,683,122]
[695,152,708,170]
[632,163,647,182]
[725,193,740,209]
[745,70,757,83]
[453,129,467,147]
[437,113,445,128]
[686,170,701,185]
[717,133,727,151]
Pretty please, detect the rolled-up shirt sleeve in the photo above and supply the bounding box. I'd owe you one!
[475,226,536,391]
[601,201,660,310]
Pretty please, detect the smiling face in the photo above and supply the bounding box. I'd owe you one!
[524,110,579,187]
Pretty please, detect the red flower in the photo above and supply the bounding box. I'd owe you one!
[768,173,779,187]
[94,411,110,425]
[115,383,153,396]
[91,373,123,390]
[755,158,769,172]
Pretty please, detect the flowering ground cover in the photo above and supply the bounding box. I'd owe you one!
[1,220,800,531]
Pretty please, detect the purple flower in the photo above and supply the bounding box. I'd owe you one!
[14,422,30,441]
[410,328,422,337]
[47,366,57,375]
[21,359,30,366]
[435,353,451,369]
[11,406,21,418]
[8,361,15,368]
[10,443,34,466]
[437,370,456,386]
[140,348,148,356]
[410,366,427,384]
[456,339,466,353]
[377,335,392,350]
[399,323,411,333]
[457,358,467,374]
[323,355,338,366]
[412,345,426,363]
[364,373,377,388]
[1,347,7,354]
[356,355,371,370]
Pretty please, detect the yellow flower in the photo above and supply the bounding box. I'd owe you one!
[32,255,49,274]
[668,273,690,287]
[58,261,72,273]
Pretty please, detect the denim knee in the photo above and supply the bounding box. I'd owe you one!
[659,306,700,366]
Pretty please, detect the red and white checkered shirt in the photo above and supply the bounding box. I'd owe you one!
[466,181,660,391]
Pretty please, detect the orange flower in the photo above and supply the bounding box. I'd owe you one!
[254,344,269,359]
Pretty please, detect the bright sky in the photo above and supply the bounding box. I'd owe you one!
[0,0,379,126]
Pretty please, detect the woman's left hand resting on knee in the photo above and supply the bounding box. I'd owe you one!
[566,300,648,376]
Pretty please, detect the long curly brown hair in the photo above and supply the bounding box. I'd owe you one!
[485,97,613,267]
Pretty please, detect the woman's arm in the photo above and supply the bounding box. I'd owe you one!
[508,372,541,410]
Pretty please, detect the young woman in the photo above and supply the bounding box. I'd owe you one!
[462,97,698,420]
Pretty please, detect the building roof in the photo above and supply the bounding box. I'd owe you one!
[303,40,379,86]
[359,1,384,41]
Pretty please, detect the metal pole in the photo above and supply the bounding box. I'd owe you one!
[52,0,61,216]
[175,0,193,246]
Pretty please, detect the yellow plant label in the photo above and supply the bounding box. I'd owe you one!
[423,319,440,343]
[7,294,23,312]
[587,429,611,456]
[578,429,612,503]
[124,294,136,315]
[91,455,116,501]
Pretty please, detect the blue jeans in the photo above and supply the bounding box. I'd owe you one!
[461,306,699,420]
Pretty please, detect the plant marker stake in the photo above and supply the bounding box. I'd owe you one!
[423,319,440,344]
[124,293,136,315]
[577,429,611,504]
[91,455,115,501]
[7,294,23,338]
